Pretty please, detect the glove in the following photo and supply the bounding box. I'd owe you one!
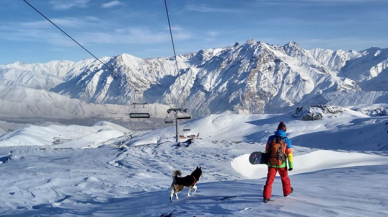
[288,168,293,171]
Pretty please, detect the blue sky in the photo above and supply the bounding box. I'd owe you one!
[0,0,387,65]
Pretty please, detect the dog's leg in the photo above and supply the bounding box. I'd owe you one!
[187,187,192,196]
[175,192,179,199]
[170,186,174,202]
[193,185,197,193]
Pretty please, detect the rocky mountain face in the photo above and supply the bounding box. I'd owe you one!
[1,39,387,119]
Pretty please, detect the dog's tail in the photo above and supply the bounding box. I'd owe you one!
[172,170,181,178]
[170,170,181,202]
[172,170,181,185]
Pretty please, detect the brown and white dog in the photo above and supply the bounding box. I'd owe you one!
[170,167,202,202]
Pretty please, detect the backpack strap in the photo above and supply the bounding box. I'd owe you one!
[268,136,276,153]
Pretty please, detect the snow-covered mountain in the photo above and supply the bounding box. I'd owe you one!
[1,40,388,119]
[308,48,361,72]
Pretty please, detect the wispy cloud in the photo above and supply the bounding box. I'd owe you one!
[0,25,75,46]
[258,0,385,2]
[0,16,103,47]
[257,17,356,27]
[82,27,192,44]
[168,25,183,32]
[254,0,386,6]
[20,17,100,29]
[299,0,385,2]
[0,17,192,47]
[50,0,91,10]
[207,31,220,37]
[299,37,388,51]
[101,1,123,8]
[185,4,242,13]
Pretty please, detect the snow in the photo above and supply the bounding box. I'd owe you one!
[232,150,388,179]
[0,110,388,216]
[0,121,130,148]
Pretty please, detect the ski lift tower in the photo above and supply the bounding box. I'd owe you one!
[167,108,191,142]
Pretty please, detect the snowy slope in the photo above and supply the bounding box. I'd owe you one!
[0,109,387,216]
[0,121,129,148]
[0,84,132,119]
[308,48,361,72]
[339,47,388,91]
[0,58,111,89]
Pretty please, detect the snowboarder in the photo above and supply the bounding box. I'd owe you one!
[263,122,294,203]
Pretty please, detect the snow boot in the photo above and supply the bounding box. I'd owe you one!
[284,187,293,197]
[263,198,270,203]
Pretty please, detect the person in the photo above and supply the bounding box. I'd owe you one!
[263,121,293,203]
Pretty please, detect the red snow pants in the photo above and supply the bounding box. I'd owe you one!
[263,166,292,199]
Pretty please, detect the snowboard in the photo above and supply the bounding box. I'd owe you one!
[249,151,268,165]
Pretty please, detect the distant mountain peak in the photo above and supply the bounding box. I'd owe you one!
[285,41,300,47]
[245,39,257,45]
[1,40,388,119]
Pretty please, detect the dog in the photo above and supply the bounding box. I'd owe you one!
[170,166,202,202]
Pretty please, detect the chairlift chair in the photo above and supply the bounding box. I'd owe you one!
[176,108,191,120]
[165,119,174,124]
[176,112,191,120]
[164,117,174,124]
[129,92,150,119]
[129,112,150,118]
[129,103,150,118]
[164,109,175,124]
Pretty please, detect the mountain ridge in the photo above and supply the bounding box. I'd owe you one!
[1,39,387,119]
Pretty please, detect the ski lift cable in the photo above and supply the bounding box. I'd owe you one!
[23,0,111,73]
[23,0,169,112]
[163,0,184,109]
